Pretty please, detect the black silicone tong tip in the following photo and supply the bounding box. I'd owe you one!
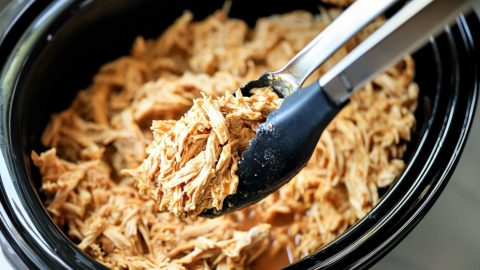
[201,82,345,218]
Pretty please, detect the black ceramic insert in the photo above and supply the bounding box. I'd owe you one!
[0,1,478,269]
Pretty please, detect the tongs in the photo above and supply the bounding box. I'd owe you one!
[201,0,475,217]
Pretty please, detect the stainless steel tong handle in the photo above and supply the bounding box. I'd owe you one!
[274,0,399,92]
[320,0,475,105]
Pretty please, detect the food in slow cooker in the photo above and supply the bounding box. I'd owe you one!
[31,6,418,270]
[125,89,281,217]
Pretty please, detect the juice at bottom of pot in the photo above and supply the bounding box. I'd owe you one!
[252,245,293,270]
[234,209,296,269]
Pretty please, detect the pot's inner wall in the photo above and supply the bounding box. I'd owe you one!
[14,0,436,237]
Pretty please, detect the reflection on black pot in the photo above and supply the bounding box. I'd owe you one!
[0,1,478,269]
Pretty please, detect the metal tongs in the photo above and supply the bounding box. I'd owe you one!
[201,0,475,217]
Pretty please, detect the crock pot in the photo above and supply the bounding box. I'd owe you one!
[0,0,478,269]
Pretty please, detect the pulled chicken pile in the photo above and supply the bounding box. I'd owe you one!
[32,6,418,270]
[125,89,281,217]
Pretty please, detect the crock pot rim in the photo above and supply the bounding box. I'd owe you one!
[0,1,478,269]
[0,1,108,269]
[293,13,479,269]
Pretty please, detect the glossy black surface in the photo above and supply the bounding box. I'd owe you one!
[0,0,478,269]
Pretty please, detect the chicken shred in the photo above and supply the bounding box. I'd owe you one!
[125,89,281,217]
[31,6,418,270]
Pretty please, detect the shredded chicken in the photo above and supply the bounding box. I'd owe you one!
[126,89,281,217]
[32,5,418,270]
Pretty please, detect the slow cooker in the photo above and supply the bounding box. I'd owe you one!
[0,0,478,269]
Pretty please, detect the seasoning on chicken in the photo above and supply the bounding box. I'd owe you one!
[125,89,281,217]
[31,4,418,269]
